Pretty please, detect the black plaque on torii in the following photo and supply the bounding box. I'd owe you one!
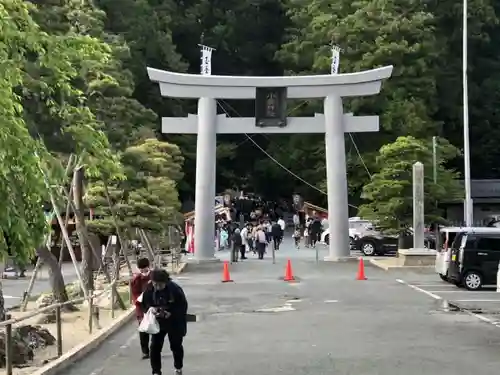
[255,87,287,127]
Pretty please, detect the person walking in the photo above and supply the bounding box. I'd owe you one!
[293,212,300,229]
[131,258,152,359]
[263,220,272,243]
[240,224,250,259]
[250,224,258,254]
[292,227,301,249]
[271,221,282,251]
[310,216,322,248]
[255,226,267,259]
[140,269,188,375]
[304,218,312,248]
[277,216,286,235]
[231,228,242,262]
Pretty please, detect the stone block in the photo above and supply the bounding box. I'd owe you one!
[397,248,436,266]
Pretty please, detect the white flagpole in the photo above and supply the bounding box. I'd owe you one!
[462,0,473,226]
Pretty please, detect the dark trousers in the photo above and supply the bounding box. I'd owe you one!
[257,243,266,259]
[273,236,281,251]
[150,330,184,373]
[311,232,319,246]
[240,245,246,259]
[139,331,150,355]
[231,244,239,262]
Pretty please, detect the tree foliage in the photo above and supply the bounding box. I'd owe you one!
[86,139,184,235]
[0,0,51,262]
[358,136,463,233]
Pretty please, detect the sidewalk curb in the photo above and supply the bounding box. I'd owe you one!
[369,258,434,271]
[31,306,135,375]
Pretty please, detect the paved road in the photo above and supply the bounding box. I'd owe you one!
[2,262,79,309]
[55,239,500,375]
[396,277,500,326]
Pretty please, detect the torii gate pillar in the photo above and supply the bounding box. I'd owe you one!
[148,66,393,262]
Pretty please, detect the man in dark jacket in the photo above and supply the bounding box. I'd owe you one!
[140,269,188,375]
[131,258,152,359]
[310,216,323,248]
[271,221,282,251]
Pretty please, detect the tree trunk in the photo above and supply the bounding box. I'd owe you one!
[36,246,69,302]
[73,167,94,294]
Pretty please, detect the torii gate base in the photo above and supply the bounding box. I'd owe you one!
[148,67,393,262]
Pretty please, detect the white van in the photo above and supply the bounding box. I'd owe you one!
[435,227,470,281]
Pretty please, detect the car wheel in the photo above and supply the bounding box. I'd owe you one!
[439,274,448,282]
[463,271,483,291]
[360,240,376,256]
[349,236,354,249]
[325,234,329,245]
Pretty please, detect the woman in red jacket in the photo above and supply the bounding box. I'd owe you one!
[131,258,152,359]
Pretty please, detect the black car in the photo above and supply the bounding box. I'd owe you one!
[354,233,399,256]
[447,228,500,290]
[355,230,436,256]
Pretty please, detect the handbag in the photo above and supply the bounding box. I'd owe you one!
[138,308,160,334]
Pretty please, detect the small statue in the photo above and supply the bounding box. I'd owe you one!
[265,92,277,117]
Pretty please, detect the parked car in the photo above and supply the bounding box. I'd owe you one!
[447,227,500,290]
[355,228,436,256]
[354,231,399,256]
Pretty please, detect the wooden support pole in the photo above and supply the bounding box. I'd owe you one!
[102,180,133,277]
[57,178,127,310]
[20,257,43,312]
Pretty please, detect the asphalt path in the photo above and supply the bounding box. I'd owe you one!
[55,238,500,375]
[2,262,79,309]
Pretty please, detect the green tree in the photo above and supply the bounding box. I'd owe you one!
[86,139,184,241]
[0,0,85,317]
[29,0,165,294]
[8,0,126,300]
[358,136,463,236]
[0,0,51,266]
[277,0,446,207]
[429,0,499,178]
[96,0,292,199]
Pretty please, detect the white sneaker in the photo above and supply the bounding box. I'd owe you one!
[175,370,183,375]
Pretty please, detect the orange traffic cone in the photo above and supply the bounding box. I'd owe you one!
[284,259,295,282]
[356,257,367,280]
[221,261,233,283]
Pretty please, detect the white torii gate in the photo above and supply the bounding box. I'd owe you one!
[147,67,393,262]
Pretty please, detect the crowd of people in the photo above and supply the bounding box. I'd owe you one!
[217,210,327,262]
[292,213,326,249]
[230,217,287,260]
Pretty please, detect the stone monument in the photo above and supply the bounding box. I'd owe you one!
[398,161,436,266]
[147,66,393,262]
[413,161,425,249]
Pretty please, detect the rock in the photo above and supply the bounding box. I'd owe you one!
[36,311,56,324]
[15,325,56,349]
[0,325,56,368]
[36,294,54,309]
[66,282,81,300]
